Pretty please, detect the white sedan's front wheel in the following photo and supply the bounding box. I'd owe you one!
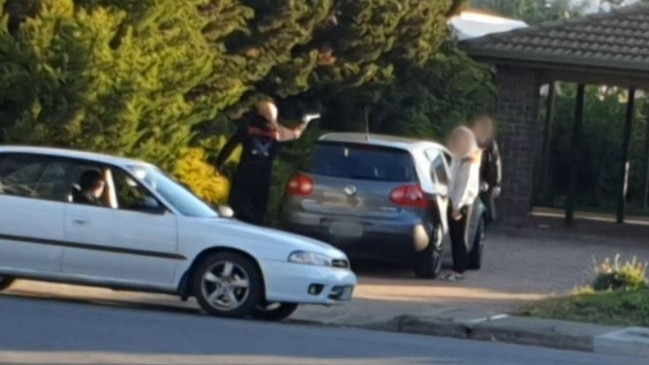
[0,276,15,291]
[192,252,263,318]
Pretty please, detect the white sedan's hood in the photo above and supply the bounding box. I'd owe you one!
[181,217,347,262]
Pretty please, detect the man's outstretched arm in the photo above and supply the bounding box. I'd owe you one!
[277,113,320,142]
[214,125,246,170]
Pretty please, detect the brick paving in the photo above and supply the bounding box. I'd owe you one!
[291,227,649,324]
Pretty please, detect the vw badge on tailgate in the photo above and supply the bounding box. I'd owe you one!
[343,185,357,196]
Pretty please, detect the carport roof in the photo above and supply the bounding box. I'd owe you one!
[461,4,649,74]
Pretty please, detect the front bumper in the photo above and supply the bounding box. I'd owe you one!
[259,259,357,305]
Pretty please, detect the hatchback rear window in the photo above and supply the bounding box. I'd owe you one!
[303,142,416,182]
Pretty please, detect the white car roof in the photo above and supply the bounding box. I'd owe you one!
[319,132,450,156]
[0,145,151,168]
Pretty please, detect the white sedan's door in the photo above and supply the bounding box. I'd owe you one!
[0,154,70,274]
[62,166,180,287]
[0,196,65,273]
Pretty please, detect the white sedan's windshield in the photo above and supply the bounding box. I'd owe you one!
[127,165,217,218]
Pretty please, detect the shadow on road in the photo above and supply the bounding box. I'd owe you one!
[0,296,464,365]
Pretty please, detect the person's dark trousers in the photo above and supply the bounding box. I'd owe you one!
[480,191,496,226]
[448,205,471,275]
[228,172,272,226]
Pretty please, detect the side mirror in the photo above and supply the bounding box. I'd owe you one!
[216,205,235,219]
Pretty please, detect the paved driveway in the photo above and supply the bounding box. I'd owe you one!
[4,228,648,326]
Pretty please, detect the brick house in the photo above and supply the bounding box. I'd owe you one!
[460,4,649,225]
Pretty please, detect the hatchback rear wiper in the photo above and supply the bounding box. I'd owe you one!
[348,174,382,181]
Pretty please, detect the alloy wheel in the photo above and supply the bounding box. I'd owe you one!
[200,261,250,311]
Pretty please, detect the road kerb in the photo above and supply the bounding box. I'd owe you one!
[359,314,649,357]
[594,327,649,358]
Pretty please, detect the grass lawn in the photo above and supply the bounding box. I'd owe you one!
[517,289,649,327]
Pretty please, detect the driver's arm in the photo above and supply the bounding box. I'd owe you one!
[104,168,118,209]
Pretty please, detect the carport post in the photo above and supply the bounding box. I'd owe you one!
[540,82,556,196]
[644,109,649,210]
[565,83,585,227]
[617,88,636,224]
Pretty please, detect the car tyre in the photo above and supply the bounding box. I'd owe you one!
[467,217,485,270]
[0,276,15,291]
[251,302,299,321]
[413,225,443,279]
[192,252,264,318]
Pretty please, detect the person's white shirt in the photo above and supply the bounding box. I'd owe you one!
[448,127,481,212]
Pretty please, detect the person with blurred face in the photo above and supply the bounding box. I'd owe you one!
[470,115,502,225]
[215,99,320,225]
[445,126,481,281]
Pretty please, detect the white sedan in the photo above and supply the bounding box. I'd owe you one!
[0,146,357,320]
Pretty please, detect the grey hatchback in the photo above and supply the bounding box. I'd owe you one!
[282,133,486,279]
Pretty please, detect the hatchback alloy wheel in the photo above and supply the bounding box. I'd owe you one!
[413,224,443,279]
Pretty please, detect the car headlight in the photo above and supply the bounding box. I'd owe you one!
[288,251,332,267]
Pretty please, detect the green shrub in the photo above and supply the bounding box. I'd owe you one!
[517,255,649,327]
[174,147,230,206]
[518,288,649,327]
[0,0,218,171]
[592,254,648,292]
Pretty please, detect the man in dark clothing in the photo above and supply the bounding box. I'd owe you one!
[214,100,318,225]
[75,170,106,206]
[470,115,502,224]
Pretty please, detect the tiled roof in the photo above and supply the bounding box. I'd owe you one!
[460,4,649,73]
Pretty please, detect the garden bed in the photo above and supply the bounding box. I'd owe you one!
[518,289,649,327]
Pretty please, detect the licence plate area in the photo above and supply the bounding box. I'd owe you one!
[329,221,364,238]
[341,286,354,300]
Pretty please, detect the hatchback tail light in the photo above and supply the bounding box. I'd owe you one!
[389,185,427,208]
[287,173,314,196]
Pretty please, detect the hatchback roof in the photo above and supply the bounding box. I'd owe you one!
[319,132,449,154]
[0,145,150,167]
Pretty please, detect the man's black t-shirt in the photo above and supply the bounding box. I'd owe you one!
[215,113,281,184]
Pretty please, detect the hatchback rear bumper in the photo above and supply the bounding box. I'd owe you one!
[282,212,430,264]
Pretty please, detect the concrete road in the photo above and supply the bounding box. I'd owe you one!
[0,295,645,365]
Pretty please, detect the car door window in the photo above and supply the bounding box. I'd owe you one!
[111,168,163,212]
[423,150,450,188]
[36,162,71,201]
[69,165,111,207]
[432,156,449,188]
[0,154,71,202]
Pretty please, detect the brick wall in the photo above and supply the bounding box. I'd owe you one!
[495,66,541,224]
